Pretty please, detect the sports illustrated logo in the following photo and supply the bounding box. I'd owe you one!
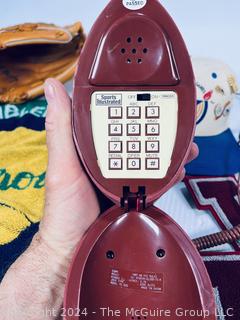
[122,0,147,10]
[96,94,122,106]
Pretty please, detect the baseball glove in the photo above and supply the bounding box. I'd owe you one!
[0,22,85,104]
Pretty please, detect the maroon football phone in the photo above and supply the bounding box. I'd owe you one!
[64,1,216,319]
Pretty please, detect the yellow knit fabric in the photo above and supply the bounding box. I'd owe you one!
[0,127,47,245]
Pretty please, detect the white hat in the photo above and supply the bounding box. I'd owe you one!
[186,57,240,176]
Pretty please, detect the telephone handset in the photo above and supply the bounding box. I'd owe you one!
[64,1,216,319]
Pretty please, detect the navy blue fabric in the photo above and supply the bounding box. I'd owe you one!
[0,223,39,281]
[0,114,45,131]
[0,99,47,131]
[186,129,240,176]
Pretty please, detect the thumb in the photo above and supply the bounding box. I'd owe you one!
[44,78,83,190]
[39,78,99,257]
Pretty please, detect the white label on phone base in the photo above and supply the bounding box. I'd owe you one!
[122,0,147,10]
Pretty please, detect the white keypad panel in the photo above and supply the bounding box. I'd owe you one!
[91,91,178,179]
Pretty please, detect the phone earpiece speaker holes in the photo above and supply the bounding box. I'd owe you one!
[121,36,147,64]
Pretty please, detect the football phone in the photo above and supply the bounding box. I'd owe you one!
[64,1,216,319]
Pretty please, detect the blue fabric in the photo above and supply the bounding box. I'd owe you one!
[0,99,47,131]
[0,114,46,131]
[186,129,240,176]
[0,223,39,281]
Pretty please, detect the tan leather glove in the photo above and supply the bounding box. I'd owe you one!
[0,22,85,104]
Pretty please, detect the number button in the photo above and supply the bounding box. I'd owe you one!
[146,158,160,170]
[109,141,122,153]
[146,106,159,119]
[146,124,160,136]
[127,141,141,153]
[127,107,141,119]
[109,158,122,170]
[146,141,160,153]
[109,124,123,136]
[127,158,141,170]
[127,124,141,136]
[109,107,122,119]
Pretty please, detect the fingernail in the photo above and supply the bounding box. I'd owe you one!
[44,80,56,101]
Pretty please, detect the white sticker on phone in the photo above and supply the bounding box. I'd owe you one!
[122,0,147,10]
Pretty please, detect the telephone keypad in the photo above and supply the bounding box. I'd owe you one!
[109,103,160,172]
[91,91,178,179]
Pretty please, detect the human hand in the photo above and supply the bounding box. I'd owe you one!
[0,78,99,320]
[0,78,198,320]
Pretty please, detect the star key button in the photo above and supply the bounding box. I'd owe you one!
[109,158,122,170]
[127,141,141,153]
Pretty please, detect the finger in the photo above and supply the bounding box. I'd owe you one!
[186,143,199,164]
[44,78,83,190]
[176,168,186,183]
